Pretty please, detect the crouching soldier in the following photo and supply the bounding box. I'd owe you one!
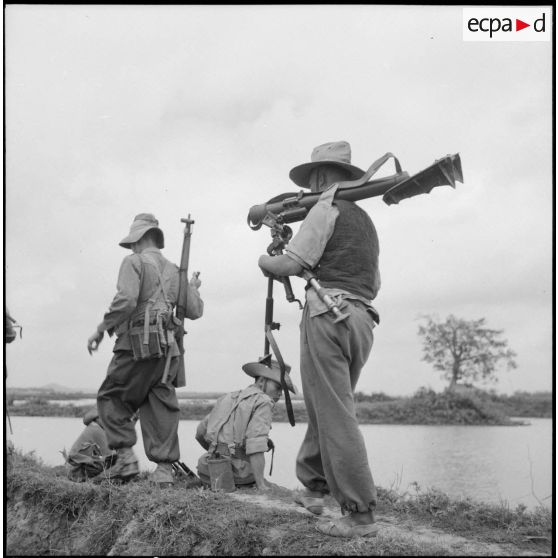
[65,406,117,482]
[195,360,297,491]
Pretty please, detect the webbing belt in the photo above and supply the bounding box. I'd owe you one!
[213,442,274,476]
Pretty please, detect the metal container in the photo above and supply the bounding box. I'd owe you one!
[207,454,235,492]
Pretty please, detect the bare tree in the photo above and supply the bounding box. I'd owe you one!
[418,314,517,391]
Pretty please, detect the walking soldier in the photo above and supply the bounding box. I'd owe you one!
[87,213,203,485]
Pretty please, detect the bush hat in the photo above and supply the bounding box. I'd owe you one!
[119,213,164,249]
[289,141,366,189]
[242,359,298,394]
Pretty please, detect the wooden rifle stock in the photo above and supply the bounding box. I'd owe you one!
[161,215,194,385]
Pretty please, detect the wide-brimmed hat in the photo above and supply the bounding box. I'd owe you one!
[119,213,164,249]
[242,359,297,394]
[289,141,365,189]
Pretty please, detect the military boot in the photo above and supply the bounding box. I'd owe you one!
[149,462,174,487]
[99,447,139,482]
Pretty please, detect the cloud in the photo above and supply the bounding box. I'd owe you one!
[5,5,552,397]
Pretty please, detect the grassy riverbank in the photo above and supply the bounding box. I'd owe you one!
[7,387,552,425]
[6,451,552,556]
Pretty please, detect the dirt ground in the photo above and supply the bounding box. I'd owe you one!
[231,492,552,557]
[6,453,552,557]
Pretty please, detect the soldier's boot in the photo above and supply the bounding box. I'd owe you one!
[100,447,139,481]
[149,462,174,488]
[294,490,325,515]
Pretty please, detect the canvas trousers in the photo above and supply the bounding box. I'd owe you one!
[296,300,377,514]
[97,350,180,463]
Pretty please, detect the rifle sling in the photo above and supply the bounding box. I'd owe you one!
[265,326,295,427]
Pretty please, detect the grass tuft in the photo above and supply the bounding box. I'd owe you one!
[6,450,552,556]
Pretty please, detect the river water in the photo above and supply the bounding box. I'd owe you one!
[8,416,551,510]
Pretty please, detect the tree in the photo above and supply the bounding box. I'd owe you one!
[417,314,517,391]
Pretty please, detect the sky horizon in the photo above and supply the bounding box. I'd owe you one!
[4,5,553,398]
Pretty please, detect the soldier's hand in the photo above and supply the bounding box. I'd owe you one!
[190,271,201,289]
[258,255,282,281]
[258,264,279,281]
[262,271,283,283]
[87,330,104,355]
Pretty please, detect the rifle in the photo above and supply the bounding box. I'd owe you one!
[161,215,195,385]
[172,460,202,486]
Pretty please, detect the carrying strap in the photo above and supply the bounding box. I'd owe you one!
[336,152,403,190]
[265,326,295,427]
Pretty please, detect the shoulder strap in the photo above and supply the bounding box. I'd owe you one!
[336,152,403,190]
[208,390,258,455]
[141,253,172,302]
[138,253,173,345]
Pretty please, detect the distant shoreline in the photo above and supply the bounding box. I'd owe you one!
[7,387,551,425]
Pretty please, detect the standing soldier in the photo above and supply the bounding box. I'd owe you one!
[258,141,380,538]
[87,213,203,486]
[5,307,21,471]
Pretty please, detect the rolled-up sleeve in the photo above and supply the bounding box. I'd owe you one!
[196,415,210,450]
[285,186,339,269]
[97,255,142,335]
[244,399,273,455]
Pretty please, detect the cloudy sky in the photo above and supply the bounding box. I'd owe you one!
[4,5,553,397]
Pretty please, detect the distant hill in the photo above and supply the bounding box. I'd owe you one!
[6,386,305,401]
[41,383,87,393]
[7,384,94,395]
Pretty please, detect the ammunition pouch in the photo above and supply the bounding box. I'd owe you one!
[129,310,170,361]
[209,441,248,461]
